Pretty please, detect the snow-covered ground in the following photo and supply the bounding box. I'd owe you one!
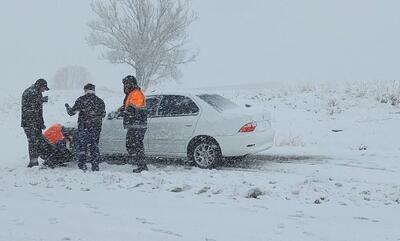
[1,81,400,241]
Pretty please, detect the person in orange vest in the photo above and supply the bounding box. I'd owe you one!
[42,123,73,168]
[118,75,148,173]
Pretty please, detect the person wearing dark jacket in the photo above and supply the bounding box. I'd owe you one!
[21,79,50,168]
[118,75,148,173]
[65,84,106,171]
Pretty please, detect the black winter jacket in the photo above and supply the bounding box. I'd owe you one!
[21,85,45,129]
[68,93,106,130]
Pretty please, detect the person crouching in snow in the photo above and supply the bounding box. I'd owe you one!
[41,123,74,168]
[65,84,106,172]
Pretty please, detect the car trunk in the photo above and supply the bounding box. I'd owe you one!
[220,107,272,135]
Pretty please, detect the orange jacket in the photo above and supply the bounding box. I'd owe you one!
[43,124,65,145]
[124,89,146,109]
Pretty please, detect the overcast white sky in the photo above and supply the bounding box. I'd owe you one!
[1,0,400,92]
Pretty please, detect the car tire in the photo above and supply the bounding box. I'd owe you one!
[189,138,222,169]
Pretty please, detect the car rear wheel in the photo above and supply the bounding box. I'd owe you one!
[189,138,222,169]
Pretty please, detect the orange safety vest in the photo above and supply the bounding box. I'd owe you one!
[124,89,146,109]
[43,124,65,145]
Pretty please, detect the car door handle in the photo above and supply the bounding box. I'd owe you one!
[185,124,193,127]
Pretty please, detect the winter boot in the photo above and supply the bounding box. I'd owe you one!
[78,162,88,172]
[91,163,100,172]
[132,164,148,173]
[27,158,39,168]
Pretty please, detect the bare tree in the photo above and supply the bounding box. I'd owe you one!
[87,0,198,89]
[53,65,93,90]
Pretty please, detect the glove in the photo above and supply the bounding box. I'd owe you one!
[65,103,75,116]
[65,103,72,113]
[41,124,46,130]
[117,106,124,113]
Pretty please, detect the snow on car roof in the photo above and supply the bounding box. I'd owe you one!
[145,89,221,97]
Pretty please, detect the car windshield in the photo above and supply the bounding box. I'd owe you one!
[198,94,239,112]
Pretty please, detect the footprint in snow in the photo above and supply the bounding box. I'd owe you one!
[83,203,106,215]
[84,203,99,210]
[170,187,183,192]
[303,231,315,237]
[13,219,24,226]
[48,218,58,225]
[288,211,304,219]
[353,216,369,221]
[170,185,191,193]
[196,186,211,194]
[56,177,65,183]
[211,189,223,195]
[136,217,155,225]
[335,183,343,187]
[291,190,300,195]
[151,228,182,238]
[253,205,268,211]
[131,182,144,188]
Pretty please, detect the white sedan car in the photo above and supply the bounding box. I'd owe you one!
[100,92,275,168]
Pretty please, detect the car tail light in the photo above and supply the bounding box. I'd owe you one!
[239,122,257,133]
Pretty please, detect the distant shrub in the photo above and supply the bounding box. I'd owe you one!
[327,98,342,115]
[374,80,400,106]
[52,65,92,90]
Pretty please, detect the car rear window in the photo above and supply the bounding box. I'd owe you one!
[198,94,239,112]
[158,95,199,116]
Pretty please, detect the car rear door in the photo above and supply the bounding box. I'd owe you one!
[147,95,200,156]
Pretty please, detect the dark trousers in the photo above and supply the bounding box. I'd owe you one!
[47,141,73,165]
[75,128,101,165]
[126,128,147,167]
[23,127,46,161]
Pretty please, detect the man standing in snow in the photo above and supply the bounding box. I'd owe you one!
[118,75,148,173]
[65,84,106,171]
[21,79,50,168]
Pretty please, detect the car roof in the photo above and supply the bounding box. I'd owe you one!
[145,90,221,97]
